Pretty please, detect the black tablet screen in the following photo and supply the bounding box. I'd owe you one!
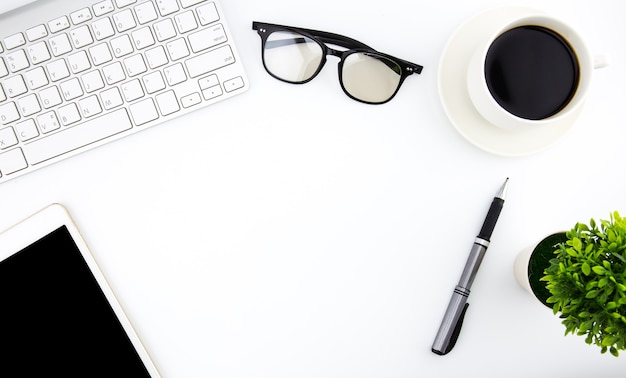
[0,226,151,377]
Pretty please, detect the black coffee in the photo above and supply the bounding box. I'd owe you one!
[484,26,580,120]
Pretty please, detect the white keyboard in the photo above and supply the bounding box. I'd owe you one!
[0,0,248,183]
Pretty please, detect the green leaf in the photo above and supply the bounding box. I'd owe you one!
[593,266,607,275]
[582,262,591,275]
[586,281,598,291]
[572,238,583,252]
[586,290,600,299]
[602,335,620,347]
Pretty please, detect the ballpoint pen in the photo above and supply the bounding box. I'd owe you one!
[431,178,509,355]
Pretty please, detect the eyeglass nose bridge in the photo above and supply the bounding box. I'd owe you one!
[325,47,344,59]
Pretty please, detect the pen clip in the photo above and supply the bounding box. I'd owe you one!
[444,302,469,355]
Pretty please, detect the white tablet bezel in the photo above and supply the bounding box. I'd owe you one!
[0,203,161,377]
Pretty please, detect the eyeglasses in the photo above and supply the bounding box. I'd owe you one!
[252,21,423,105]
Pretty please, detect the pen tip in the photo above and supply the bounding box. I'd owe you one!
[497,178,509,199]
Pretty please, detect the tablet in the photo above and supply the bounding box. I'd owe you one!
[0,204,161,377]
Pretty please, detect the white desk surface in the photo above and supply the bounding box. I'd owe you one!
[2,0,626,376]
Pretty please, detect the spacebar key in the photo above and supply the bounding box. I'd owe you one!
[24,109,133,165]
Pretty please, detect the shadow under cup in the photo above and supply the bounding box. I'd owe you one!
[485,25,580,121]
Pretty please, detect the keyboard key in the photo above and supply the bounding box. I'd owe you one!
[24,67,49,90]
[46,59,71,82]
[196,3,219,25]
[0,148,28,176]
[0,102,20,125]
[174,11,198,34]
[93,0,115,16]
[201,84,221,100]
[89,43,113,66]
[0,127,18,149]
[48,16,71,33]
[113,9,137,32]
[153,19,177,41]
[49,34,73,57]
[60,78,84,100]
[39,86,63,108]
[181,92,201,108]
[155,90,180,115]
[163,63,186,85]
[4,33,26,50]
[124,54,147,77]
[102,62,126,84]
[58,103,81,125]
[36,111,61,133]
[166,38,190,61]
[143,71,166,93]
[24,109,133,165]
[17,94,41,116]
[129,98,158,125]
[198,74,218,89]
[100,87,123,109]
[26,25,48,42]
[67,51,91,74]
[15,119,39,141]
[110,35,134,58]
[131,27,156,50]
[81,70,105,93]
[121,79,144,101]
[145,46,168,68]
[224,76,244,92]
[156,0,179,16]
[134,2,158,24]
[70,8,93,25]
[185,45,234,78]
[188,24,227,53]
[3,76,27,98]
[27,42,52,64]
[79,95,103,117]
[6,50,30,72]
[70,26,94,49]
[92,18,116,41]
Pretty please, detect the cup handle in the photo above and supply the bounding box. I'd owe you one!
[594,54,611,69]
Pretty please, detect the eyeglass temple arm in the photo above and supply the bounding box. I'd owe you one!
[253,22,423,75]
[253,21,373,50]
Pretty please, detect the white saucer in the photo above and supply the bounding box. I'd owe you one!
[438,6,582,157]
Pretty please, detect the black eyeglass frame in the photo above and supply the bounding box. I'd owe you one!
[252,21,424,104]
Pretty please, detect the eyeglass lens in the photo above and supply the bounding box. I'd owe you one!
[264,31,324,82]
[263,30,404,103]
[341,53,402,103]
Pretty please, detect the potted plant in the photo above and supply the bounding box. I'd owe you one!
[514,231,569,307]
[540,211,626,356]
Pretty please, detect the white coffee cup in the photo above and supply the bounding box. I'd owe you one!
[467,13,609,130]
